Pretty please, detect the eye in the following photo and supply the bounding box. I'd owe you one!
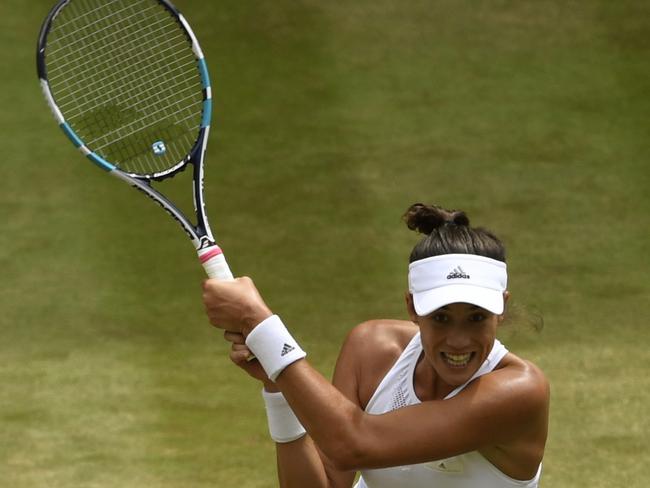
[469,312,487,322]
[431,312,449,323]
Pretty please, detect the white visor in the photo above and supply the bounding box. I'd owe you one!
[408,254,507,316]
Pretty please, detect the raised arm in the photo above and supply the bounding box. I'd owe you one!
[271,341,361,488]
[204,277,548,475]
[222,324,358,487]
[274,355,547,471]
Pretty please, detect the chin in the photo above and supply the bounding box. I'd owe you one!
[436,353,481,384]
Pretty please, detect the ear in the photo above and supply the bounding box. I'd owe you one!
[498,290,511,323]
[405,292,419,324]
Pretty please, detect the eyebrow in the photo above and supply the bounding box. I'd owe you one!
[437,305,481,311]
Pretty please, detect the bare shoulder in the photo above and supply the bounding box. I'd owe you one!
[496,353,550,406]
[434,351,549,431]
[467,353,550,476]
[334,319,418,409]
[344,319,416,354]
[462,352,550,429]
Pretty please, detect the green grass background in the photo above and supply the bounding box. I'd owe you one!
[1,0,649,486]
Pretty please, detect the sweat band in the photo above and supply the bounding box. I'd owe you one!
[262,389,307,443]
[245,315,306,381]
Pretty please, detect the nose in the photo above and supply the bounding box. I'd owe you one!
[445,324,472,350]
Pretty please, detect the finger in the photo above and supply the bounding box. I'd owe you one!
[204,309,221,328]
[230,348,254,365]
[231,343,256,361]
[207,318,237,331]
[202,278,219,292]
[231,343,251,353]
[223,331,245,344]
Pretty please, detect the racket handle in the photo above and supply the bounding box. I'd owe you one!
[199,245,256,361]
[198,245,234,281]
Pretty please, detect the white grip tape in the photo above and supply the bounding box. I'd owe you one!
[245,315,306,381]
[198,245,234,281]
[262,390,307,443]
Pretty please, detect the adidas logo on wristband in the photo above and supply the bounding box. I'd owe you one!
[281,343,295,357]
[245,315,307,381]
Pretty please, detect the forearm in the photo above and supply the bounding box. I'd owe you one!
[276,435,333,488]
[233,312,366,469]
[275,360,365,470]
[264,386,353,488]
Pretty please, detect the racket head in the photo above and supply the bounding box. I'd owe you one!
[36,0,212,180]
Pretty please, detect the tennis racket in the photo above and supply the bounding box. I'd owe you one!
[36,0,233,281]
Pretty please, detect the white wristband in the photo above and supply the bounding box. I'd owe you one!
[262,390,307,443]
[245,315,306,381]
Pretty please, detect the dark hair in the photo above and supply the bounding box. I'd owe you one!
[403,203,506,263]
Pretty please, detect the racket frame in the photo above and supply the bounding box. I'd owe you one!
[36,0,233,279]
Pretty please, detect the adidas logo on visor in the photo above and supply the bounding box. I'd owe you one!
[447,266,470,279]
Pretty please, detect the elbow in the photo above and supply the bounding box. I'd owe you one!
[326,440,366,472]
[319,414,372,471]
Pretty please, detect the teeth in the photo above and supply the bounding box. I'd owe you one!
[443,352,472,366]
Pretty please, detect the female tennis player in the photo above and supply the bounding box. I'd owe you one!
[202,203,550,487]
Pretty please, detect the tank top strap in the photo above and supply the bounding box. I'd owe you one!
[365,332,422,413]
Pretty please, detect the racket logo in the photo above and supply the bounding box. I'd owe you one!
[152,140,167,156]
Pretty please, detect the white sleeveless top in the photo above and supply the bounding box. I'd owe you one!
[354,334,542,488]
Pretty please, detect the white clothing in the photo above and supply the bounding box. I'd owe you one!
[354,334,542,488]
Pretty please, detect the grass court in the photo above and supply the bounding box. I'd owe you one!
[1,1,648,486]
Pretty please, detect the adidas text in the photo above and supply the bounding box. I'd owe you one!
[447,266,470,279]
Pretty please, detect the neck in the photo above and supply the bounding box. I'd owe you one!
[413,351,456,401]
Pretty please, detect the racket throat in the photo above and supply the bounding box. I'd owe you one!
[112,170,203,247]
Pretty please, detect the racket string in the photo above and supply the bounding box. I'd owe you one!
[46,0,205,176]
[53,54,196,111]
[89,95,201,150]
[48,2,155,53]
[49,10,180,81]
[47,0,125,46]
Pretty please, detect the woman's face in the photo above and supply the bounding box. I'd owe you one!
[408,298,506,388]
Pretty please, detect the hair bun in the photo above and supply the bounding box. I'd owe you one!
[403,203,470,235]
[448,211,470,227]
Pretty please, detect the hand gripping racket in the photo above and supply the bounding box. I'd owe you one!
[36,0,233,281]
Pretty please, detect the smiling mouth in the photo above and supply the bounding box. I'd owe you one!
[441,352,475,368]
